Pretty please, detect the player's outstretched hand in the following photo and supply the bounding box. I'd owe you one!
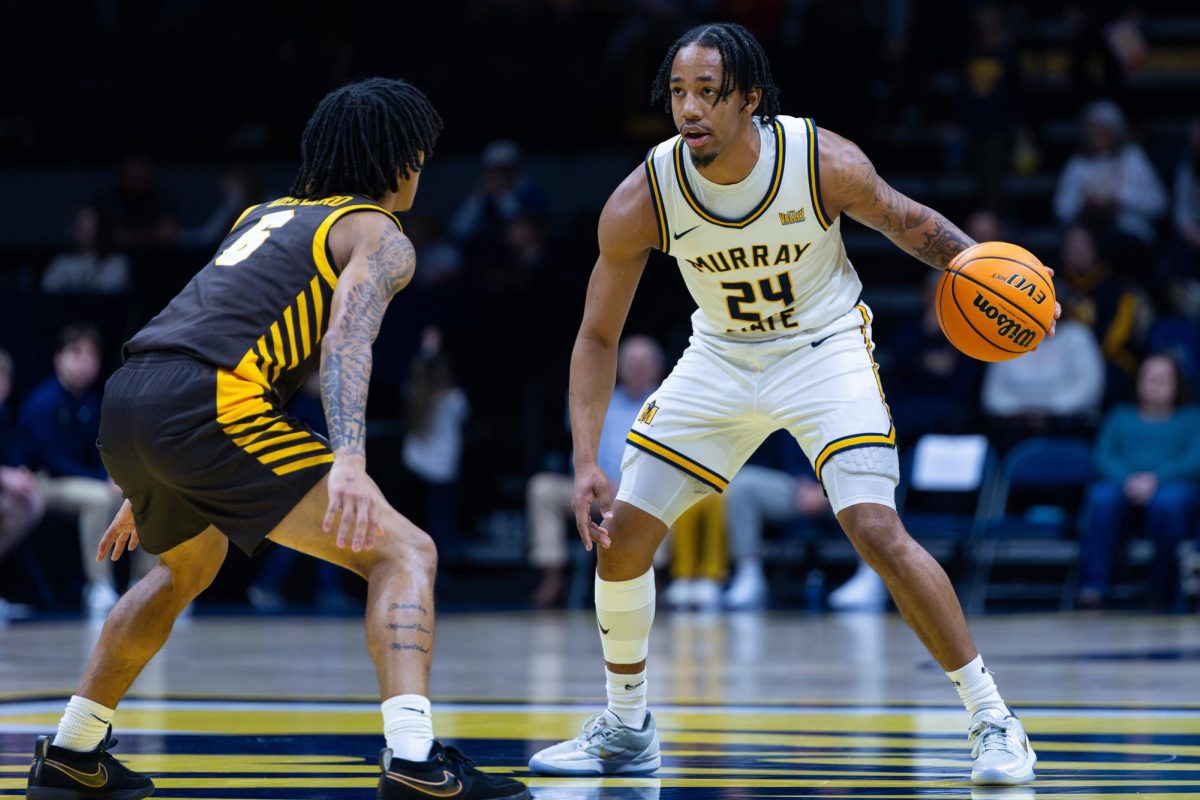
[324,456,386,552]
[97,498,140,562]
[573,463,613,552]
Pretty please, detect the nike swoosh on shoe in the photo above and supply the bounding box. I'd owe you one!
[45,760,108,789]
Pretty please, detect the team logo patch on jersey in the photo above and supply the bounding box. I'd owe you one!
[638,400,660,425]
[778,208,806,225]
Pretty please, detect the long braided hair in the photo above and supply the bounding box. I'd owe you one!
[290,77,443,199]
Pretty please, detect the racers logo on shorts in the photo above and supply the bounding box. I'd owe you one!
[638,400,660,425]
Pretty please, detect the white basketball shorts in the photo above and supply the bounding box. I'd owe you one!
[616,302,898,526]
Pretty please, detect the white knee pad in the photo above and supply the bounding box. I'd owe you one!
[594,568,656,664]
[822,446,899,514]
[614,445,715,528]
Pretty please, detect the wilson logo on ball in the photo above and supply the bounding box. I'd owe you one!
[1005,273,1048,305]
[971,293,1037,348]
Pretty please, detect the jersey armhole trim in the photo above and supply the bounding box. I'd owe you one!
[312,205,405,290]
[229,204,260,233]
[645,147,670,253]
[806,118,833,230]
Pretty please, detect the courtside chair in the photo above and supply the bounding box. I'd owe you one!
[966,436,1093,614]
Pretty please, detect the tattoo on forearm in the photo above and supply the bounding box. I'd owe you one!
[321,228,416,455]
[388,622,433,634]
[913,214,975,269]
[389,603,428,614]
[390,642,431,654]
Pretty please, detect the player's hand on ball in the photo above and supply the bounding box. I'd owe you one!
[97,498,140,562]
[573,463,613,552]
[1046,266,1061,337]
[324,455,386,552]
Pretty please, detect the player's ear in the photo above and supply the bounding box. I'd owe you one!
[742,87,762,117]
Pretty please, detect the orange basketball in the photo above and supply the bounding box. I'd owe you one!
[936,241,1055,362]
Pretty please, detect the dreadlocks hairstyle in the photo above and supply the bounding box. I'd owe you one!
[290,77,443,200]
[650,23,781,125]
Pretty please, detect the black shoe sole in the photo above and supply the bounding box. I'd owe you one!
[27,787,154,800]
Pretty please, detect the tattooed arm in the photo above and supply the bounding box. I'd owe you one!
[818,127,975,270]
[319,211,415,550]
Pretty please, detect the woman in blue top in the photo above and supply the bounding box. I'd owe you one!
[1079,354,1200,608]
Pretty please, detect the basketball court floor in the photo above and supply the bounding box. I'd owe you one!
[2,610,1198,798]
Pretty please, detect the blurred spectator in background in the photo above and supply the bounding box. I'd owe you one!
[720,431,831,611]
[401,326,469,558]
[1064,3,1147,105]
[450,140,546,264]
[1079,354,1200,609]
[526,335,663,608]
[176,168,265,248]
[885,269,984,446]
[956,5,1030,209]
[1161,118,1200,287]
[499,212,554,289]
[15,325,135,616]
[102,153,179,248]
[248,372,354,612]
[982,293,1105,448]
[0,349,46,621]
[405,215,462,288]
[1053,101,1166,260]
[40,205,130,295]
[665,493,726,612]
[1061,224,1147,389]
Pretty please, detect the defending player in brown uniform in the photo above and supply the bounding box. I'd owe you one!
[25,78,528,800]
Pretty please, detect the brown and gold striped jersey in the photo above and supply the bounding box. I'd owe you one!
[125,194,400,406]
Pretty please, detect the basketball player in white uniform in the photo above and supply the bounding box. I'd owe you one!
[529,23,1058,786]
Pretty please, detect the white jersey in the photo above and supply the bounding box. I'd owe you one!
[645,115,862,339]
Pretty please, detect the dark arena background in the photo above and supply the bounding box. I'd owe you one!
[3,2,1200,798]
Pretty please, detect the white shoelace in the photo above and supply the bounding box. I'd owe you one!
[969,718,1019,758]
[576,714,618,750]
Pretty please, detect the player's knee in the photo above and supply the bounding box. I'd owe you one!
[163,536,228,600]
[839,503,912,566]
[360,514,437,583]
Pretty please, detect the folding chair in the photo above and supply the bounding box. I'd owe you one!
[966,437,1092,614]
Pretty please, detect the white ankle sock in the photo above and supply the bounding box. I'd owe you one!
[947,655,1007,717]
[382,694,434,762]
[606,668,647,729]
[52,695,114,752]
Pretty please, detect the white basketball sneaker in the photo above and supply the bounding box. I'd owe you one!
[828,563,888,611]
[528,709,660,776]
[968,707,1037,785]
[663,579,696,610]
[724,563,767,610]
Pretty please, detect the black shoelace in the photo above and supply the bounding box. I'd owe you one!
[440,745,477,773]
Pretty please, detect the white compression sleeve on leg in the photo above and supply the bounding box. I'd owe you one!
[594,568,656,664]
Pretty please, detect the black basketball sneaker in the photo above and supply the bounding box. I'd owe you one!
[26,726,154,799]
[378,740,529,800]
